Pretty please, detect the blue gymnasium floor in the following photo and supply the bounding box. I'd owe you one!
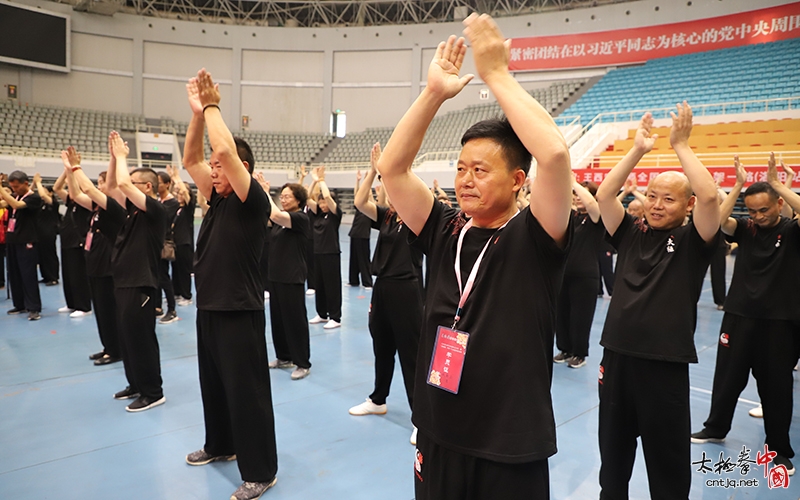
[1,225,799,500]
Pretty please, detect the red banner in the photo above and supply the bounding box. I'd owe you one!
[510,2,800,71]
[573,166,799,189]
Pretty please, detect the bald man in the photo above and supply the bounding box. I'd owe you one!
[594,104,720,499]
[626,199,644,219]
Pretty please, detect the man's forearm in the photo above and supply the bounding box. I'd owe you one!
[597,149,645,203]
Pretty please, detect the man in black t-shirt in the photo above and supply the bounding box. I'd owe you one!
[349,170,374,288]
[691,154,800,475]
[102,131,168,414]
[378,16,572,498]
[33,173,60,286]
[594,105,721,499]
[166,165,196,305]
[1,170,43,320]
[182,69,278,500]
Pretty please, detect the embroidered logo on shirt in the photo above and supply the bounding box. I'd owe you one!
[776,234,782,248]
[448,211,469,236]
[414,449,424,482]
[598,364,604,385]
[720,332,730,347]
[666,236,675,253]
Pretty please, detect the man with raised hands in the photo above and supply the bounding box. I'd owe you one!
[97,131,168,413]
[181,68,278,500]
[378,14,572,498]
[594,104,721,499]
[691,153,800,476]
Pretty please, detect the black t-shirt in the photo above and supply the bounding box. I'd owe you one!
[371,206,423,280]
[724,217,800,321]
[161,196,180,240]
[349,209,372,238]
[85,204,126,278]
[564,210,604,278]
[311,205,342,254]
[601,213,718,363]
[6,191,42,244]
[36,195,60,238]
[173,190,196,246]
[109,196,167,289]
[410,201,571,464]
[60,197,91,249]
[194,178,270,311]
[268,210,310,284]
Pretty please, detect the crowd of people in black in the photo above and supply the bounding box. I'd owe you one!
[2,12,799,500]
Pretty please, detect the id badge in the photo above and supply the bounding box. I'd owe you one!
[7,218,15,233]
[84,231,93,251]
[427,326,470,394]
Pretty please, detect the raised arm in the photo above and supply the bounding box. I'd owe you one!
[316,166,337,213]
[63,148,93,210]
[768,153,800,225]
[53,169,68,203]
[111,131,149,211]
[573,181,600,223]
[354,143,381,221]
[262,179,293,228]
[183,77,213,200]
[167,165,191,205]
[33,173,53,205]
[377,35,473,235]
[196,69,252,203]
[670,102,719,242]
[0,184,26,209]
[306,168,320,213]
[464,13,571,243]
[72,165,108,210]
[780,160,795,218]
[719,155,746,235]
[596,113,657,236]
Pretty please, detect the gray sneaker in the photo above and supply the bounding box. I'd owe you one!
[291,367,310,380]
[268,359,295,369]
[230,478,277,500]
[186,448,236,466]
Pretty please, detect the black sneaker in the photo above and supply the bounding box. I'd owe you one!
[28,311,41,321]
[774,454,795,476]
[113,386,140,400]
[690,429,725,444]
[7,307,26,315]
[126,395,166,413]
[159,310,178,324]
[567,356,587,369]
[89,351,106,361]
[94,355,121,366]
[185,448,237,466]
[553,351,570,363]
[155,307,164,318]
[45,280,59,286]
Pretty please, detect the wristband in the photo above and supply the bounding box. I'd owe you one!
[71,166,82,172]
[203,104,220,114]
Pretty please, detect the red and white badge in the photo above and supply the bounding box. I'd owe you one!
[84,231,93,251]
[427,326,470,394]
[7,218,16,233]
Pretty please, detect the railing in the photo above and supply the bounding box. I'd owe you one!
[586,150,800,169]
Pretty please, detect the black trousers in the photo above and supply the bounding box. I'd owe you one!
[348,237,372,287]
[702,313,800,458]
[709,244,727,306]
[597,249,615,296]
[555,274,599,358]
[37,233,59,282]
[368,279,421,408]
[7,242,41,312]
[158,259,176,312]
[598,349,690,500]
[197,310,278,482]
[61,247,92,312]
[115,286,162,399]
[306,237,316,290]
[313,253,342,322]
[172,244,193,300]
[0,243,5,287]
[89,275,120,358]
[414,431,550,500]
[269,282,311,369]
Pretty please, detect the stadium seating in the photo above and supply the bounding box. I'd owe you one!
[564,38,800,121]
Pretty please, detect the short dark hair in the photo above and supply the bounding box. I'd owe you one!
[8,170,28,183]
[234,137,255,174]
[744,181,779,202]
[98,171,107,182]
[581,181,598,197]
[281,182,307,209]
[131,167,158,189]
[157,171,171,185]
[460,117,532,175]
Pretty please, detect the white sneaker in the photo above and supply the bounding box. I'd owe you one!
[410,426,418,445]
[306,288,316,296]
[176,297,193,306]
[69,310,92,318]
[309,314,327,324]
[58,306,74,313]
[749,405,763,418]
[348,398,387,416]
[291,367,310,380]
[263,291,270,301]
[323,320,341,330]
